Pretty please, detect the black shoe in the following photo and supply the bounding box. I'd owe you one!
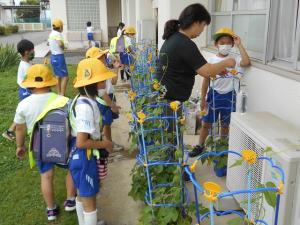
[183,171,191,182]
[188,145,204,158]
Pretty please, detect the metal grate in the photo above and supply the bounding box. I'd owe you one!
[66,0,100,31]
[228,121,264,219]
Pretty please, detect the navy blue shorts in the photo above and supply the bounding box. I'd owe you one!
[119,52,133,65]
[87,33,94,41]
[37,161,68,174]
[96,94,119,126]
[50,54,68,77]
[69,139,99,197]
[202,89,236,126]
[18,87,31,101]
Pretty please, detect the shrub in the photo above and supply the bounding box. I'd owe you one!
[0,26,5,35]
[4,26,12,35]
[11,25,19,33]
[0,44,20,71]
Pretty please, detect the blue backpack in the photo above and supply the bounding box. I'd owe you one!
[30,94,71,167]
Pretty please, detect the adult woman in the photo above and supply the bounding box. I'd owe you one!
[156,3,236,155]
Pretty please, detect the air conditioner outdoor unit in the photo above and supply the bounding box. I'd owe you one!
[227,112,300,225]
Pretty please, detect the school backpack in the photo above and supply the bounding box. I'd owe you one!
[30,94,71,167]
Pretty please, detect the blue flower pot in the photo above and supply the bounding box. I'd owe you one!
[213,161,227,177]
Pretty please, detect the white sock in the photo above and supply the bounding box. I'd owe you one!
[84,209,97,225]
[76,198,85,225]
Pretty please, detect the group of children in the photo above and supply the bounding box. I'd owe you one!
[2,15,250,225]
[1,18,137,225]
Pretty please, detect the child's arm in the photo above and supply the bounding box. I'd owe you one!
[57,40,65,50]
[111,75,118,85]
[233,34,251,67]
[197,58,236,79]
[15,123,27,159]
[200,78,210,111]
[102,93,121,114]
[76,132,113,153]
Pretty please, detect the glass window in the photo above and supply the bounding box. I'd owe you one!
[233,0,268,11]
[233,15,266,54]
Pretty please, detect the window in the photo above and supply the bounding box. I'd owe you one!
[66,0,100,31]
[208,0,300,71]
[208,0,269,60]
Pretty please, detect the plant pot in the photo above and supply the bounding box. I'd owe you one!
[213,161,227,177]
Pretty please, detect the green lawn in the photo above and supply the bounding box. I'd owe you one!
[0,65,79,225]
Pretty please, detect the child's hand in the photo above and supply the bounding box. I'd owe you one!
[233,34,241,47]
[219,70,228,77]
[113,60,121,68]
[102,140,113,153]
[111,104,121,114]
[16,146,26,160]
[200,99,206,112]
[224,58,236,68]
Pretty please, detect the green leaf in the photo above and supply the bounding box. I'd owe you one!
[263,182,277,209]
[263,147,272,154]
[227,217,244,225]
[229,159,244,168]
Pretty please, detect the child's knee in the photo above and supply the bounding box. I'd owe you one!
[202,121,212,129]
[41,168,54,180]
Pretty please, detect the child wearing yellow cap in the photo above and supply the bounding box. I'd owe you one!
[13,64,76,221]
[48,18,69,96]
[69,58,115,225]
[86,47,124,152]
[189,27,251,157]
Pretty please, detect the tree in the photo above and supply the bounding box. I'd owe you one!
[16,0,41,23]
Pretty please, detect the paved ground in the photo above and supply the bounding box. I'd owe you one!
[0,30,50,46]
[95,80,242,225]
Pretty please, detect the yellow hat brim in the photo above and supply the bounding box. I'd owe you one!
[73,70,116,88]
[22,77,58,88]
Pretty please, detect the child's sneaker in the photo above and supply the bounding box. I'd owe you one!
[64,199,76,212]
[47,205,59,221]
[2,130,15,141]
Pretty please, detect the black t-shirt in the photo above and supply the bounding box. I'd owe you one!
[156,32,207,102]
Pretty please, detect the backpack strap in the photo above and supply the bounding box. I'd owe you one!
[70,95,103,160]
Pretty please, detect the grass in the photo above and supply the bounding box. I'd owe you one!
[0,64,79,225]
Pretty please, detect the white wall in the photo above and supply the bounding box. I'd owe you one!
[126,0,136,27]
[99,0,108,45]
[135,0,155,41]
[49,0,68,37]
[157,0,208,49]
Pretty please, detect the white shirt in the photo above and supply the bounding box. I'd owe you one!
[125,36,132,47]
[117,28,122,37]
[70,97,101,140]
[208,55,244,94]
[14,93,55,131]
[106,79,114,94]
[48,30,64,55]
[87,26,94,34]
[17,60,31,88]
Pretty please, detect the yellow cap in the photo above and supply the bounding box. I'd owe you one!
[124,26,136,35]
[213,27,235,41]
[52,19,63,29]
[86,47,109,59]
[22,64,58,88]
[74,58,116,88]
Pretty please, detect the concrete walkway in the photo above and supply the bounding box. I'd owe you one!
[0,30,50,46]
[96,80,242,225]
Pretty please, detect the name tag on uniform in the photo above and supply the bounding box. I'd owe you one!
[73,154,79,160]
